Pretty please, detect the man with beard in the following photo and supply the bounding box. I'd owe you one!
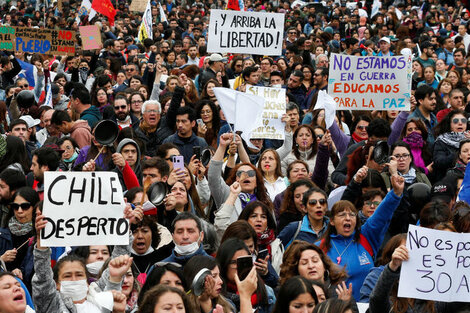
[0,169,26,228]
[112,95,140,130]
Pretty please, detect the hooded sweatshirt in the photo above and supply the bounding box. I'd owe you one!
[80,105,102,129]
[70,120,92,148]
[115,138,143,190]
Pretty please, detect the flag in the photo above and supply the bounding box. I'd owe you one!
[159,2,167,23]
[458,165,470,203]
[314,90,336,129]
[78,0,97,20]
[43,83,52,108]
[213,87,265,148]
[16,58,35,87]
[92,0,116,26]
[227,0,244,11]
[138,0,153,41]
[371,0,381,18]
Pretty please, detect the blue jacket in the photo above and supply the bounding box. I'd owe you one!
[317,189,402,301]
[359,265,385,303]
[279,215,329,248]
[163,132,209,163]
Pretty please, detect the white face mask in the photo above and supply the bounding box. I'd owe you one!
[60,279,88,302]
[86,261,105,276]
[174,235,201,256]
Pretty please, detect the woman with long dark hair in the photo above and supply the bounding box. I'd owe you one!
[216,238,275,313]
[195,100,220,149]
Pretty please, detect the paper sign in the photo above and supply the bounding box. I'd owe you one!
[129,0,148,12]
[0,26,77,55]
[245,86,286,140]
[398,225,470,302]
[41,172,129,247]
[79,25,102,50]
[207,9,285,56]
[328,53,412,111]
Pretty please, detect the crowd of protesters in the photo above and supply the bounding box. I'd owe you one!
[0,0,470,312]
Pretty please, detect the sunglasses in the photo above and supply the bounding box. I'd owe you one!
[356,125,368,131]
[316,134,324,139]
[365,200,381,206]
[308,198,327,205]
[9,202,31,211]
[114,105,127,110]
[452,118,467,124]
[19,84,29,88]
[236,170,256,178]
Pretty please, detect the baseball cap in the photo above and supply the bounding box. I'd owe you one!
[209,53,227,62]
[431,178,457,203]
[127,45,139,51]
[19,115,40,129]
[379,36,391,44]
[51,83,60,99]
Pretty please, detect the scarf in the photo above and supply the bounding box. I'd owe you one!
[226,281,259,307]
[257,229,275,255]
[239,192,257,209]
[454,159,467,174]
[403,132,427,174]
[400,167,417,184]
[8,216,33,236]
[139,120,157,134]
[126,289,139,312]
[436,132,466,149]
[352,132,367,143]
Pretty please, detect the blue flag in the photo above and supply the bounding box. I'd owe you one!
[16,58,35,87]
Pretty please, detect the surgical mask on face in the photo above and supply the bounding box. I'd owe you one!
[174,235,201,256]
[86,260,105,276]
[64,151,78,163]
[60,279,88,301]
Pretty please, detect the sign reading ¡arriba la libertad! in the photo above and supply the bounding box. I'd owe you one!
[207,9,285,56]
[41,171,129,247]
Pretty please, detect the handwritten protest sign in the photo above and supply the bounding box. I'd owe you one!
[328,53,412,111]
[41,172,129,247]
[129,0,148,12]
[398,225,470,302]
[79,25,102,50]
[207,10,284,56]
[246,86,286,140]
[1,27,77,55]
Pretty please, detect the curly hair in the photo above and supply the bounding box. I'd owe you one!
[280,240,347,287]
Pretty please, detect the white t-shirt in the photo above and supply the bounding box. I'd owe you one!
[75,301,102,313]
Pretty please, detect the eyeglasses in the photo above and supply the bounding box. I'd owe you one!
[393,153,410,160]
[114,105,127,110]
[356,125,368,131]
[9,202,31,211]
[144,109,159,114]
[131,100,143,104]
[308,198,327,206]
[336,211,357,218]
[288,31,297,34]
[452,118,467,124]
[313,73,322,77]
[126,68,135,72]
[316,134,324,139]
[364,200,381,206]
[19,84,29,88]
[236,170,256,178]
